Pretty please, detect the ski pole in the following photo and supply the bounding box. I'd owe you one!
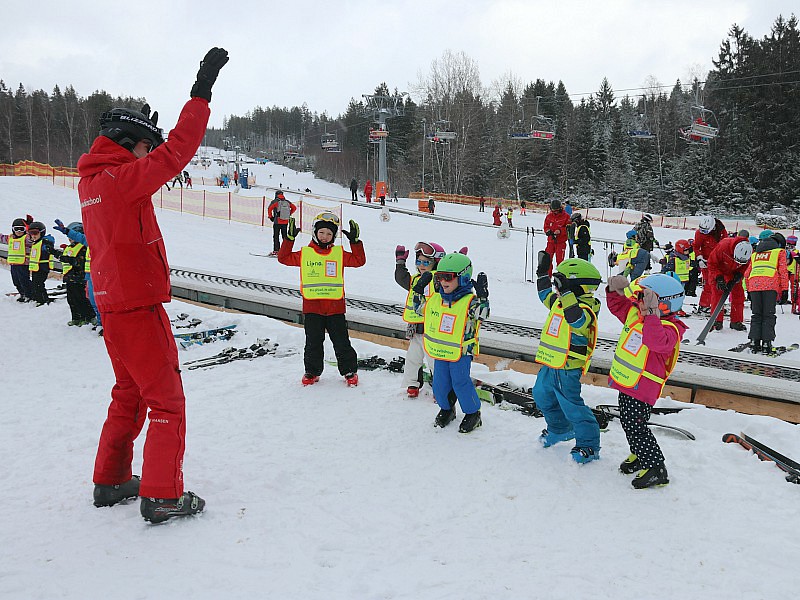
[696,287,731,344]
[524,227,529,281]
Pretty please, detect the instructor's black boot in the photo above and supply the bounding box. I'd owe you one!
[750,340,762,353]
[730,322,747,332]
[93,476,141,507]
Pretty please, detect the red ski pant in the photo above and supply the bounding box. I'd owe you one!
[699,267,713,308]
[545,239,567,275]
[94,304,186,499]
[710,277,745,323]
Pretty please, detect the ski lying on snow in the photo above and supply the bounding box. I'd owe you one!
[173,318,203,329]
[722,432,800,484]
[474,382,612,430]
[594,404,696,440]
[183,339,296,369]
[249,252,277,258]
[174,325,237,348]
[728,342,799,356]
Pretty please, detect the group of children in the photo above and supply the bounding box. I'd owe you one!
[3,216,101,331]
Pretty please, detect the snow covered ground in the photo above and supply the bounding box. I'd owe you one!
[1,161,799,599]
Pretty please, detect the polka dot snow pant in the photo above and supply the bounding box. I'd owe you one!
[618,393,664,469]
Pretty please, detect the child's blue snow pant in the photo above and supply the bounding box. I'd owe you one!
[433,355,480,415]
[533,365,600,451]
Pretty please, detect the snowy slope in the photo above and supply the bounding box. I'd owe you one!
[1,170,799,599]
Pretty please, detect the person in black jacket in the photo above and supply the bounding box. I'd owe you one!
[26,221,55,305]
[572,213,592,261]
[52,221,96,326]
[349,178,358,201]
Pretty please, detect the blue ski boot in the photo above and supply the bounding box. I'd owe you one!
[539,428,575,448]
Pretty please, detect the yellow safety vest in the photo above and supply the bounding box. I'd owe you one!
[300,246,344,299]
[403,272,435,324]
[7,235,26,264]
[609,307,680,395]
[749,248,781,279]
[535,303,598,374]
[85,247,91,274]
[61,242,84,276]
[674,256,690,282]
[28,239,54,273]
[617,240,639,266]
[423,294,473,362]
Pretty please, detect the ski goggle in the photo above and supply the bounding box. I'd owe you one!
[435,272,457,283]
[414,242,436,258]
[12,226,26,233]
[698,226,712,234]
[416,258,433,267]
[315,211,340,226]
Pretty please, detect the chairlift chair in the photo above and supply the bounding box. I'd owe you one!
[680,105,719,145]
[321,132,338,150]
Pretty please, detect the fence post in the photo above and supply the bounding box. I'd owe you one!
[202,191,206,218]
[180,187,183,213]
[261,196,266,227]
[228,193,232,221]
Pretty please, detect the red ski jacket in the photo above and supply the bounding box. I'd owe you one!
[693,219,728,260]
[77,98,210,312]
[544,210,571,243]
[708,236,749,280]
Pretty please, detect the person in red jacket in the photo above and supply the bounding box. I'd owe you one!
[364,179,373,203]
[492,204,502,226]
[278,211,366,386]
[693,215,728,314]
[745,232,789,354]
[267,190,297,255]
[543,199,571,274]
[707,234,752,331]
[77,47,228,524]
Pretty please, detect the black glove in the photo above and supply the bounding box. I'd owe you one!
[716,275,726,291]
[190,47,229,101]
[343,219,360,243]
[60,254,75,265]
[536,250,551,277]
[731,271,743,285]
[286,217,298,241]
[412,271,433,295]
[552,272,575,295]
[473,272,489,299]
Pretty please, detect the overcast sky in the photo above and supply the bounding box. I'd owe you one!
[1,1,796,131]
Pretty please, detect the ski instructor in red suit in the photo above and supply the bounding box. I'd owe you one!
[78,48,229,524]
[543,199,571,275]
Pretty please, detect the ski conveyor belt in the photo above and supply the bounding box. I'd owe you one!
[169,266,800,406]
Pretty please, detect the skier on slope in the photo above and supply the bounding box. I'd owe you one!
[267,191,297,256]
[706,233,752,332]
[77,47,229,523]
[543,199,571,274]
[694,215,728,314]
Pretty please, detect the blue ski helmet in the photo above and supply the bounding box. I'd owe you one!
[758,229,774,240]
[626,229,637,239]
[638,273,685,316]
[66,221,84,233]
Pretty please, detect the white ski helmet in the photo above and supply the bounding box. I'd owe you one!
[698,215,715,234]
[733,240,753,264]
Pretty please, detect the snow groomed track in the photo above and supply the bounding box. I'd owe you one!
[168,266,800,421]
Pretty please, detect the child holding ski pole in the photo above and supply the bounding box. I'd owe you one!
[412,253,489,433]
[605,273,688,488]
[533,252,602,463]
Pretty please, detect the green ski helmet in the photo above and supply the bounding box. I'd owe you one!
[436,252,473,287]
[555,258,602,295]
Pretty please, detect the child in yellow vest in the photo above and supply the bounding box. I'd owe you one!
[394,241,445,397]
[278,212,365,386]
[606,273,688,488]
[1,216,34,301]
[533,252,602,463]
[413,253,489,433]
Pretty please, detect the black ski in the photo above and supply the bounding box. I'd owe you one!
[474,382,611,429]
[594,405,696,440]
[174,325,237,348]
[723,432,800,484]
[173,318,203,329]
[768,343,800,357]
[185,339,285,370]
[326,355,406,373]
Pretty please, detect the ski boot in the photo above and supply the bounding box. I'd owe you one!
[140,491,205,524]
[458,411,482,433]
[619,453,641,474]
[571,446,599,464]
[407,386,420,398]
[730,322,747,331]
[434,406,456,428]
[93,476,141,507]
[344,372,359,387]
[712,321,723,331]
[539,428,575,448]
[762,341,773,356]
[302,374,320,386]
[750,340,762,353]
[67,320,81,326]
[632,464,669,489]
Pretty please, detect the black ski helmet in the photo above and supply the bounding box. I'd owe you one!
[12,217,27,229]
[28,221,46,234]
[100,103,164,152]
[550,199,562,211]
